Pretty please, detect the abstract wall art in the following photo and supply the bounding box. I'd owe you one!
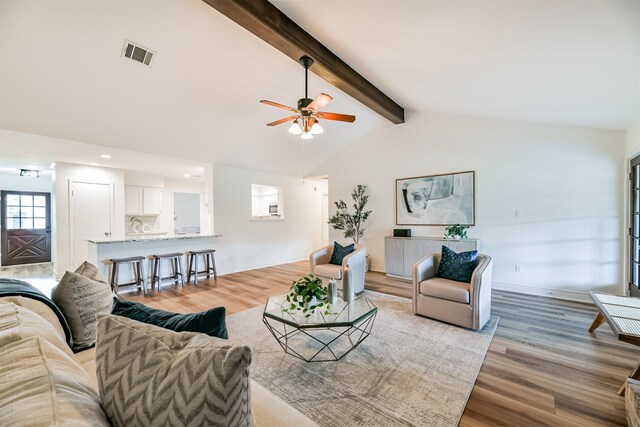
[396,171,475,225]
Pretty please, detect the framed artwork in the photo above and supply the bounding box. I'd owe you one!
[396,171,475,226]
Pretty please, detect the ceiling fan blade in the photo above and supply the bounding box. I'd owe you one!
[260,100,300,113]
[305,93,333,112]
[315,111,356,123]
[266,116,298,126]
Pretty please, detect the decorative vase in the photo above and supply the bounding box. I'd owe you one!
[328,280,338,305]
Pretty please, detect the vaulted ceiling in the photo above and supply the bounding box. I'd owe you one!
[1,1,638,177]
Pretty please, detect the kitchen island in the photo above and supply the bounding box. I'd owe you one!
[86,234,222,287]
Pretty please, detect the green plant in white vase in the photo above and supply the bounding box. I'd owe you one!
[284,274,332,317]
[444,224,469,240]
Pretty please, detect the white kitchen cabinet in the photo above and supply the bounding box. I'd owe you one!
[384,236,479,280]
[142,187,162,215]
[124,185,162,215]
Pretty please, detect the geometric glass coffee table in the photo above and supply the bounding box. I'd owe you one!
[262,292,377,362]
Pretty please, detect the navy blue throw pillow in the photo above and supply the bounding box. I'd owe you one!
[437,245,478,283]
[329,242,355,265]
[111,298,228,339]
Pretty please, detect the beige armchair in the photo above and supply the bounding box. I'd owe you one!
[310,245,366,294]
[412,252,492,330]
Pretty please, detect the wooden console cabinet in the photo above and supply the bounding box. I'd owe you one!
[384,236,479,280]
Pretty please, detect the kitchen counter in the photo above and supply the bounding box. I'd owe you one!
[86,234,223,283]
[87,234,222,245]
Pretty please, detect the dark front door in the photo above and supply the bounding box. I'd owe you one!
[1,191,51,266]
[631,157,640,297]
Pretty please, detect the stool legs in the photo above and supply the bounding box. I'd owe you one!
[210,253,217,280]
[135,261,146,295]
[152,255,185,291]
[110,263,119,295]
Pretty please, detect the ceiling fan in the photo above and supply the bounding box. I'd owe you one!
[260,56,356,140]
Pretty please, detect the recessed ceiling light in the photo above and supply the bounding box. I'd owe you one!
[89,162,99,166]
[184,174,191,178]
[100,154,111,159]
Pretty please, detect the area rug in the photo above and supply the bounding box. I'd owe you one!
[226,291,499,427]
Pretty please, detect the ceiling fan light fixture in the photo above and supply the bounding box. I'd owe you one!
[301,131,313,140]
[288,120,303,135]
[310,120,323,135]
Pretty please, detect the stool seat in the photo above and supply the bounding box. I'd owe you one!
[110,256,145,262]
[187,250,217,283]
[152,252,183,258]
[109,257,146,295]
[151,252,185,291]
[189,249,216,255]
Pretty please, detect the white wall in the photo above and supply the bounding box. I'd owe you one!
[212,164,327,275]
[312,112,625,301]
[53,162,125,277]
[0,172,52,193]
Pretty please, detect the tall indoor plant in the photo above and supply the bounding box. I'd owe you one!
[328,184,372,245]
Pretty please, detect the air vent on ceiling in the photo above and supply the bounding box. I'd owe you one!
[122,40,154,66]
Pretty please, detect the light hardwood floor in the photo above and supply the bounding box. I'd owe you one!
[125,261,637,426]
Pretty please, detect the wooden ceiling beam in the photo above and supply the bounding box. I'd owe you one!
[202,0,405,124]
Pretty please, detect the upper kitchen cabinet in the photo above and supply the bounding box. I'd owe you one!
[125,185,162,215]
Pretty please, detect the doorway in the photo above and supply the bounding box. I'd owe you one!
[631,155,640,297]
[1,191,51,266]
[173,192,200,234]
[70,181,113,267]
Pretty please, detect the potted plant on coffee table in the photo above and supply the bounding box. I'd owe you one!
[284,274,332,318]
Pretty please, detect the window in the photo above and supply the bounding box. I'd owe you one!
[6,193,48,229]
[251,184,284,220]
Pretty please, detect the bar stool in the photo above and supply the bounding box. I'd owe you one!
[109,256,146,295]
[187,249,217,284]
[151,252,185,291]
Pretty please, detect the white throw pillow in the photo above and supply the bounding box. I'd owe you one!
[74,261,109,284]
[95,314,254,427]
[51,271,113,350]
[0,336,110,426]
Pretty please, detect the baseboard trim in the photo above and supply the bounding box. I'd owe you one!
[492,281,592,303]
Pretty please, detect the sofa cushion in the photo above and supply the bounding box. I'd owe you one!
[0,296,68,342]
[51,271,113,350]
[419,278,471,304]
[95,314,253,427]
[111,298,228,339]
[0,336,110,426]
[436,245,478,283]
[74,261,108,284]
[0,302,72,358]
[313,263,342,280]
[329,242,355,265]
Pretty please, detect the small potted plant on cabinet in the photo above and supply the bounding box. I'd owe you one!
[444,224,469,240]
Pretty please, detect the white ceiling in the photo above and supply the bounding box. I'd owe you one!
[1,0,638,178]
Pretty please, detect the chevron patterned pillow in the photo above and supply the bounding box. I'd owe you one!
[95,314,254,427]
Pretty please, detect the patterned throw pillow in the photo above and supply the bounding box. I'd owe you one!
[95,314,253,427]
[329,242,355,265]
[74,261,108,284]
[51,271,113,350]
[436,245,478,283]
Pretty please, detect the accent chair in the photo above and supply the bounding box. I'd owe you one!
[412,252,492,330]
[309,244,367,294]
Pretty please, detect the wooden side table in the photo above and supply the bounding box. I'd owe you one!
[589,292,640,395]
